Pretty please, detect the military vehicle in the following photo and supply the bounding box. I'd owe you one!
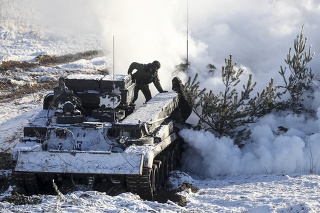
[12,73,188,200]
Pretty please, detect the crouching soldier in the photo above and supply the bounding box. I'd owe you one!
[171,77,192,123]
[128,60,167,104]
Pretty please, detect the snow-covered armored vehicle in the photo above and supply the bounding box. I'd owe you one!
[12,73,186,200]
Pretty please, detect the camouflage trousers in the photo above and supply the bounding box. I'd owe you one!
[132,84,152,103]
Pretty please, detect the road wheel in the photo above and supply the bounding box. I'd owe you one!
[152,164,159,194]
[153,160,163,191]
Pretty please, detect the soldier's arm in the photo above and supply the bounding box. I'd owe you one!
[153,73,166,92]
[128,62,143,74]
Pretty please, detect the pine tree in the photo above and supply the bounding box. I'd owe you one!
[184,55,276,145]
[277,26,315,114]
[174,58,189,73]
[207,63,217,75]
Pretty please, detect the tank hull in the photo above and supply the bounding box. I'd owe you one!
[12,74,187,200]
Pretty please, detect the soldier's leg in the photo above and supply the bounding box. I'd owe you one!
[132,85,140,103]
[141,85,152,102]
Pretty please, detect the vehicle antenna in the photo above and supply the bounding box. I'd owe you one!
[112,35,116,121]
[113,35,115,89]
[187,0,189,67]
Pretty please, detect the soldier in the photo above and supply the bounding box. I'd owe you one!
[128,60,167,103]
[172,77,192,123]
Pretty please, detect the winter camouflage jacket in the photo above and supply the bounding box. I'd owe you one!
[127,62,164,92]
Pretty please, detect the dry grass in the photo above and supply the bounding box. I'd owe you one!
[0,50,104,72]
[0,81,57,103]
[0,60,38,71]
[36,50,103,65]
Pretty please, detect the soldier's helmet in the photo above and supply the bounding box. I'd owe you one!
[152,60,161,70]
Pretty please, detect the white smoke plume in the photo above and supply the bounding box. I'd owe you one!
[180,111,320,177]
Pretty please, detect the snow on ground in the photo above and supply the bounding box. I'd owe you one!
[1,1,320,212]
[0,21,101,63]
[0,171,320,212]
[0,94,43,152]
[171,172,320,212]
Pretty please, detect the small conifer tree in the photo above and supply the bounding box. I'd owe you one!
[174,58,189,73]
[207,64,217,75]
[277,26,315,114]
[183,55,276,145]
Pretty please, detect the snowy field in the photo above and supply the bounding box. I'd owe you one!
[0,172,320,212]
[1,0,320,212]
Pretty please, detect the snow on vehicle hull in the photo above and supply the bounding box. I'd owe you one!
[15,151,143,175]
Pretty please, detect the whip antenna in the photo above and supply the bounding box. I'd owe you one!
[113,35,115,85]
[112,35,115,121]
[187,0,189,67]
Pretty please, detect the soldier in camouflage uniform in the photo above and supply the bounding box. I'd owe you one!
[172,77,192,123]
[128,60,167,103]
